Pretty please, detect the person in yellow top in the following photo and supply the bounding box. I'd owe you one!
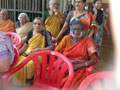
[0,9,15,32]
[42,0,65,38]
[13,17,54,86]
[16,13,33,43]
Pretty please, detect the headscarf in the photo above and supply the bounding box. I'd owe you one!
[0,32,15,64]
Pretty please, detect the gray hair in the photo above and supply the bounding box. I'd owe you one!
[49,0,58,5]
[0,9,8,15]
[72,21,85,31]
[33,17,44,25]
[18,13,29,22]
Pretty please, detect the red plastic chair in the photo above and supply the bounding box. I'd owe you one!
[5,32,22,49]
[1,50,74,90]
[78,71,116,90]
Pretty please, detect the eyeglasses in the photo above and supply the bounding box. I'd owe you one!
[33,22,43,26]
[72,28,83,31]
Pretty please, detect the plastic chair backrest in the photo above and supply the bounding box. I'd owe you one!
[1,50,74,90]
[78,71,116,90]
[5,32,22,48]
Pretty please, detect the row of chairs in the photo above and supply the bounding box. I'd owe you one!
[5,32,98,75]
[1,50,115,90]
[2,32,115,90]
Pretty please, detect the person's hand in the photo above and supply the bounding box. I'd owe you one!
[53,9,58,15]
[49,10,54,15]
[30,48,41,54]
[93,8,98,15]
[52,37,58,43]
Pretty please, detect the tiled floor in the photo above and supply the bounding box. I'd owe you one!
[95,33,115,72]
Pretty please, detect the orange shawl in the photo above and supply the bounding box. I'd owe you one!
[63,36,97,60]
[0,19,15,32]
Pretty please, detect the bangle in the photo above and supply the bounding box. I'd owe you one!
[85,62,88,67]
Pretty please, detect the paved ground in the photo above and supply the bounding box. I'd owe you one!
[95,33,115,72]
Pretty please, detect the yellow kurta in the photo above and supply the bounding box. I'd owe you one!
[13,33,45,86]
[45,12,65,38]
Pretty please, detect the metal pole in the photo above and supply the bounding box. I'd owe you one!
[42,0,46,12]
[14,0,16,21]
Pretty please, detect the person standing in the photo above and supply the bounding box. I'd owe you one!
[53,0,97,43]
[42,0,65,38]
[90,0,110,53]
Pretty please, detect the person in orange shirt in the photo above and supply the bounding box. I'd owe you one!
[55,21,98,89]
[0,9,15,32]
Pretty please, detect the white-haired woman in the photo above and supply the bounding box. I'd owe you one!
[42,0,65,38]
[16,13,33,43]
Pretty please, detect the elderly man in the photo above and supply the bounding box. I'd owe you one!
[0,9,15,32]
[42,0,65,38]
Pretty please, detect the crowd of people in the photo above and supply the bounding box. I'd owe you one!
[0,0,110,89]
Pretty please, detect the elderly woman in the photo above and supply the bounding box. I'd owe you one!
[0,9,15,32]
[42,0,65,38]
[55,21,98,89]
[0,32,14,72]
[16,13,33,43]
[53,0,97,42]
[13,17,54,86]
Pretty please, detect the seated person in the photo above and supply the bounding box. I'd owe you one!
[0,32,14,72]
[16,13,33,43]
[0,9,15,32]
[13,17,54,86]
[55,21,98,89]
